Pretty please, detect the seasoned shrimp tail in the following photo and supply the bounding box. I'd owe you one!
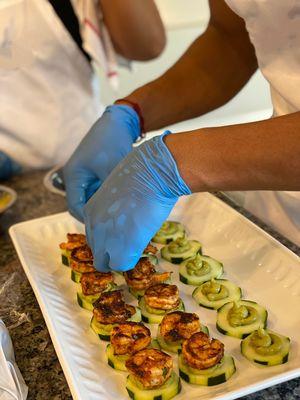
[160,311,200,342]
[126,348,173,389]
[93,290,135,324]
[80,271,114,296]
[144,283,179,310]
[182,332,224,370]
[111,322,151,355]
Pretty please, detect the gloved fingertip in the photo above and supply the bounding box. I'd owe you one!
[109,254,140,272]
[68,204,85,223]
[94,252,110,272]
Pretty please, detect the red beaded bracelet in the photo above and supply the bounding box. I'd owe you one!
[115,98,146,137]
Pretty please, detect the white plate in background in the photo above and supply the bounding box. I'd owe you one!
[9,193,300,400]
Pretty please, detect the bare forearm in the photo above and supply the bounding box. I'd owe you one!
[165,112,300,192]
[125,3,257,131]
[100,0,165,60]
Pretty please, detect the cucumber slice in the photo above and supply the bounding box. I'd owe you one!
[77,292,100,311]
[193,279,242,310]
[178,354,236,386]
[216,300,268,339]
[141,254,158,266]
[152,221,185,244]
[157,325,209,354]
[161,239,202,265]
[61,249,70,267]
[151,338,161,350]
[126,371,181,400]
[77,282,117,311]
[90,308,142,341]
[241,329,290,366]
[106,339,161,371]
[129,287,146,300]
[71,269,82,283]
[106,344,130,371]
[139,297,185,324]
[179,255,223,285]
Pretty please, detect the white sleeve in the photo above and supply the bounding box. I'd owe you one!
[0,0,33,70]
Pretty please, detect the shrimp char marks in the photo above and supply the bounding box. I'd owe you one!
[90,290,141,341]
[59,233,86,267]
[157,311,209,353]
[106,322,158,371]
[77,271,117,311]
[126,349,181,400]
[69,244,95,283]
[124,257,171,299]
[139,284,184,324]
[178,332,236,386]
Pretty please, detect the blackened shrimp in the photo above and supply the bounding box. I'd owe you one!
[182,332,224,370]
[80,271,114,296]
[160,311,200,343]
[70,244,95,273]
[126,348,173,389]
[59,233,86,251]
[111,322,151,355]
[144,243,158,255]
[144,284,179,310]
[124,258,170,290]
[93,290,135,324]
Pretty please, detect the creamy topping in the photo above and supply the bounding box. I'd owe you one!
[228,302,258,327]
[159,221,178,235]
[186,254,210,276]
[250,329,282,356]
[168,237,191,254]
[201,279,229,301]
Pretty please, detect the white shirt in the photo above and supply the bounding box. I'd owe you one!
[0,0,103,169]
[224,0,300,245]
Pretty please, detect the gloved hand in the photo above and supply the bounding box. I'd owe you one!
[0,151,21,181]
[84,132,191,272]
[63,105,140,221]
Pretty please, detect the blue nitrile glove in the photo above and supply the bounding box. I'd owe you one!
[83,132,191,272]
[0,151,21,181]
[63,105,140,221]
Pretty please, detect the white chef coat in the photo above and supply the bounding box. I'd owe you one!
[224,0,300,246]
[0,0,103,169]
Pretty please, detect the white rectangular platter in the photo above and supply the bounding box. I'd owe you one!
[9,193,300,400]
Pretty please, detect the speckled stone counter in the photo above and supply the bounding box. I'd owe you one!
[0,171,299,400]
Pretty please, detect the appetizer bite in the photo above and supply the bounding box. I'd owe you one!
[106,322,154,371]
[142,243,159,266]
[69,244,95,282]
[124,257,171,299]
[193,279,242,310]
[126,348,181,400]
[161,238,201,264]
[90,290,141,341]
[114,243,159,277]
[157,311,208,353]
[178,332,236,386]
[77,271,117,311]
[143,243,158,255]
[152,221,185,244]
[241,328,290,366]
[179,254,223,285]
[216,300,268,338]
[139,284,184,324]
[59,233,86,266]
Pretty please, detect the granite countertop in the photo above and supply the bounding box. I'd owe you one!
[0,171,299,400]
